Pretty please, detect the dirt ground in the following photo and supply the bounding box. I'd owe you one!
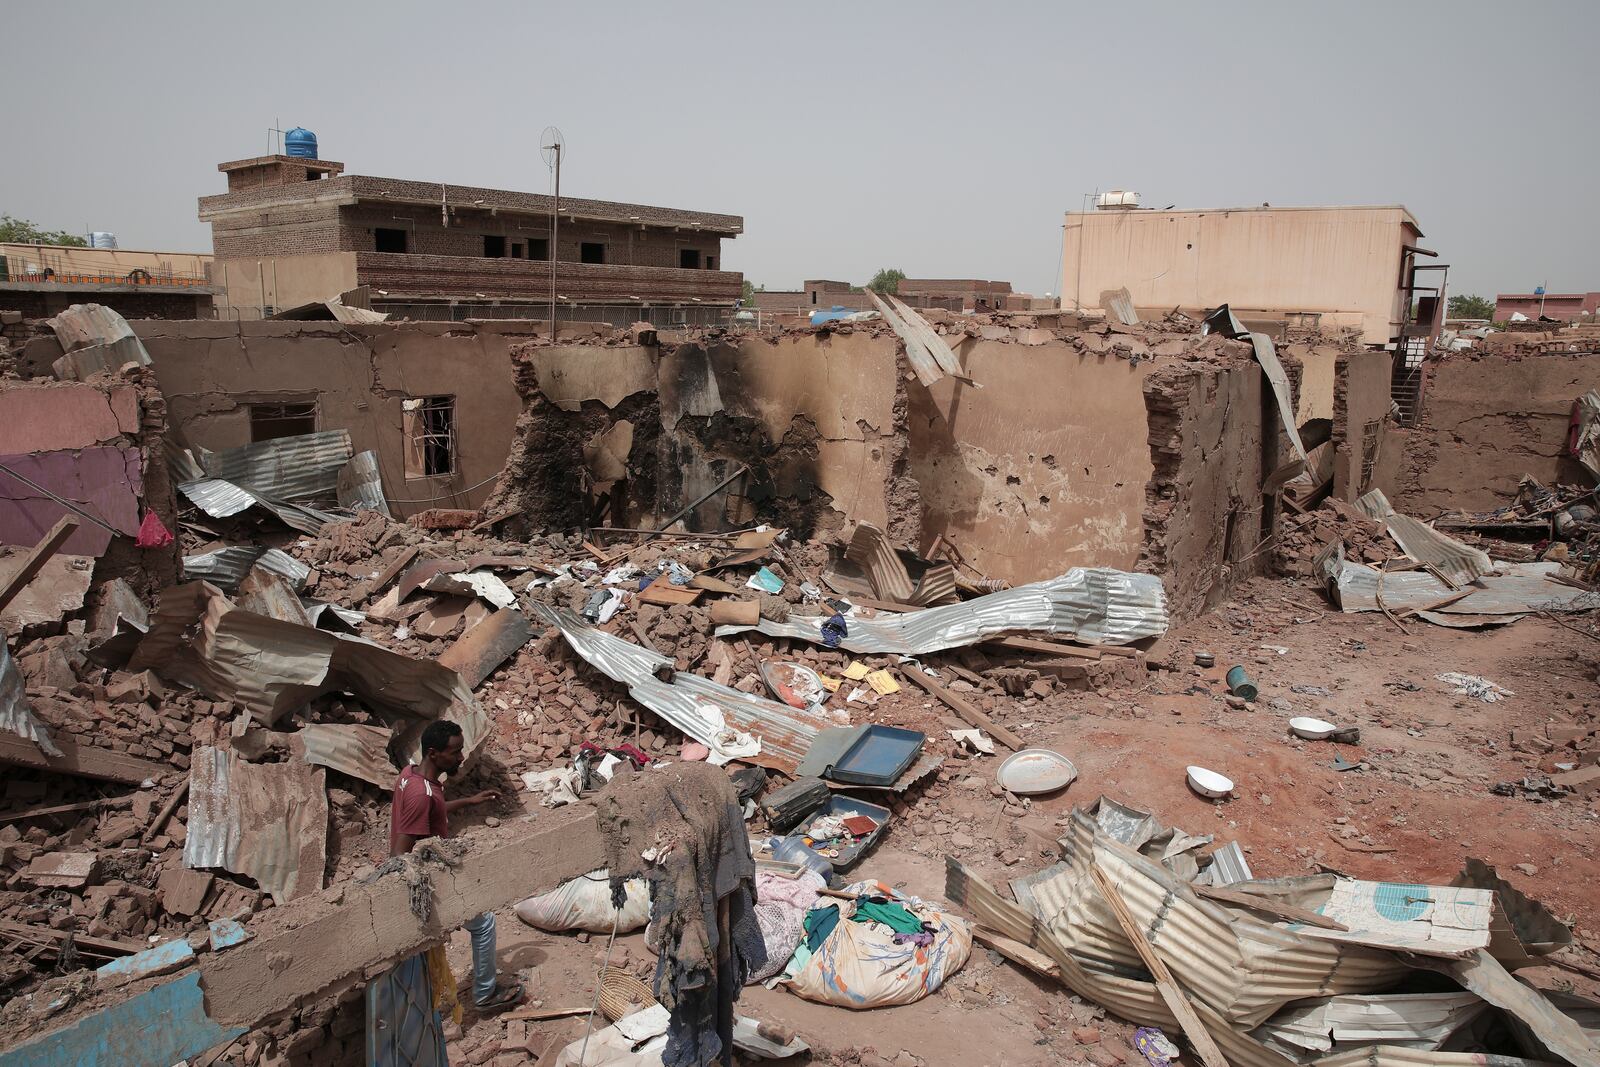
[432,573,1600,1067]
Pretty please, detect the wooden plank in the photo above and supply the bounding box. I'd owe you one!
[142,781,188,843]
[0,795,129,825]
[0,919,144,958]
[973,927,1061,980]
[899,666,1026,751]
[1089,865,1231,1067]
[0,517,79,614]
[985,635,1101,660]
[0,731,170,786]
[366,545,419,597]
[636,583,702,607]
[1191,884,1349,931]
[688,573,739,595]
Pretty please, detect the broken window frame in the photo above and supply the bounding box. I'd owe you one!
[249,402,318,442]
[402,396,457,479]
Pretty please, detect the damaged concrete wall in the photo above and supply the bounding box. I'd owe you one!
[1330,350,1396,501]
[658,333,904,538]
[1395,350,1600,514]
[131,320,533,518]
[1287,341,1340,428]
[909,339,1152,582]
[1141,360,1267,620]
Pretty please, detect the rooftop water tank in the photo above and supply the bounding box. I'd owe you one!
[89,231,118,249]
[284,127,319,160]
[1097,189,1141,210]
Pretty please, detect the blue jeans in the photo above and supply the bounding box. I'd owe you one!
[462,911,499,1005]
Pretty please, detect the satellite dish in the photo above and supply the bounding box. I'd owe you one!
[540,126,565,169]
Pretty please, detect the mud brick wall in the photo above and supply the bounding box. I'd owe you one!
[1395,349,1600,514]
[1141,360,1268,620]
[1330,349,1396,501]
[908,337,1153,583]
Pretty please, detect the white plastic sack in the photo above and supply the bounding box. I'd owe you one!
[515,870,650,933]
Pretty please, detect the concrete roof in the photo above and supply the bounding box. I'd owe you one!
[1066,203,1422,233]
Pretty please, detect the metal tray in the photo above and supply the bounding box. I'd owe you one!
[793,796,891,872]
[827,724,925,786]
[995,748,1079,795]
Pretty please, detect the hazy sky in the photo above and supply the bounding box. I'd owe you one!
[6,1,1596,299]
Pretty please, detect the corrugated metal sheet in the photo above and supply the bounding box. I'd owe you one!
[1102,286,1140,326]
[863,289,946,387]
[47,303,141,351]
[719,568,1168,654]
[177,479,336,535]
[846,522,915,602]
[202,430,354,502]
[1204,842,1254,887]
[130,583,487,757]
[530,602,834,775]
[296,722,396,788]
[947,847,1596,1067]
[1355,489,1491,586]
[0,641,60,757]
[1253,993,1486,1054]
[336,450,391,517]
[182,546,309,592]
[183,742,328,904]
[1322,554,1589,616]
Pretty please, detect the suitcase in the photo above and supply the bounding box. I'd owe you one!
[759,776,830,833]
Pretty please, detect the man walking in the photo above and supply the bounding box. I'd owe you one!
[390,719,523,1012]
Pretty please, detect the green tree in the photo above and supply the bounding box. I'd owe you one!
[1447,294,1495,320]
[866,268,905,295]
[740,279,763,304]
[0,215,87,246]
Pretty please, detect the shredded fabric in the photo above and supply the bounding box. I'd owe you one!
[1436,672,1513,702]
[749,869,824,983]
[425,944,462,1025]
[597,762,765,1067]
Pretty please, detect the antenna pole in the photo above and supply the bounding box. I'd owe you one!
[549,143,561,340]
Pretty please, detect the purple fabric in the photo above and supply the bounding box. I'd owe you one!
[0,447,142,555]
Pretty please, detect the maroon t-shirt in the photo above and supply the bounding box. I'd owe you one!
[390,765,448,853]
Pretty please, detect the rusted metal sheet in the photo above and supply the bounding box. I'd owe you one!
[863,289,945,387]
[129,582,487,757]
[184,741,328,904]
[176,479,337,535]
[530,603,834,775]
[845,521,915,602]
[296,722,396,788]
[1355,489,1491,586]
[396,558,468,601]
[0,552,93,634]
[1320,552,1588,616]
[720,568,1168,654]
[438,608,535,689]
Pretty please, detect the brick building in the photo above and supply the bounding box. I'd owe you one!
[896,279,1013,311]
[1494,291,1600,322]
[199,153,743,324]
[0,243,216,320]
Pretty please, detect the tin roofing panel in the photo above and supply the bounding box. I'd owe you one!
[719,568,1168,655]
[202,430,353,502]
[183,742,328,904]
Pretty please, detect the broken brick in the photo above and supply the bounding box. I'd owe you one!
[158,867,215,917]
[25,851,100,888]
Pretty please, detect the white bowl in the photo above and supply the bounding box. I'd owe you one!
[1186,765,1234,798]
[1289,716,1337,740]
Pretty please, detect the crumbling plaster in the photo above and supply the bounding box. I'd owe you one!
[1395,351,1600,514]
[909,339,1153,583]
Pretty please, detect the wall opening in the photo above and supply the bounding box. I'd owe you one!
[678,249,701,269]
[249,402,317,442]
[529,238,549,261]
[374,228,408,254]
[580,242,605,265]
[511,242,524,259]
[483,235,506,258]
[706,255,716,270]
[403,396,456,478]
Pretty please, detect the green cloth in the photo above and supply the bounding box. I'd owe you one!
[850,898,923,935]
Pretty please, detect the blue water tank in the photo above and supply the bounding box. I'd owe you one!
[284,127,319,159]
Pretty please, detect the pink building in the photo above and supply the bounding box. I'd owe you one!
[1494,292,1600,322]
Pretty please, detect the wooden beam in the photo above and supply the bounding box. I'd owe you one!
[0,731,170,786]
[1191,884,1349,931]
[0,794,130,825]
[1089,865,1231,1067]
[366,545,419,598]
[984,635,1100,660]
[0,517,79,614]
[900,666,1026,751]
